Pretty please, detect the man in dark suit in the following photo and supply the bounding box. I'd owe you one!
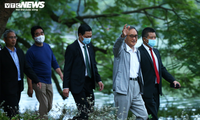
[63,24,104,120]
[138,27,181,120]
[0,30,41,118]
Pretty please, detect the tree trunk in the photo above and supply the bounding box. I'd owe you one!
[0,0,20,37]
[52,70,67,100]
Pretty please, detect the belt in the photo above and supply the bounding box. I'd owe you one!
[130,77,138,81]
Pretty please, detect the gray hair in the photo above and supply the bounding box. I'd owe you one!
[3,30,16,39]
[128,26,138,34]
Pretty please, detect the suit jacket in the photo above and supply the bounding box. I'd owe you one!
[138,45,175,98]
[113,36,144,95]
[0,47,39,99]
[63,40,101,94]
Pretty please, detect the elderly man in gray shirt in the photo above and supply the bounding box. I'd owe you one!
[113,24,148,120]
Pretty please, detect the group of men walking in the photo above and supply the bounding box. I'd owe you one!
[0,23,180,120]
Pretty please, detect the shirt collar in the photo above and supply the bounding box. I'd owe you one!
[143,43,151,51]
[6,46,16,52]
[126,43,137,53]
[78,39,85,48]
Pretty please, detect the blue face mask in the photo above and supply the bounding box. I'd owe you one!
[82,37,91,44]
[147,38,157,47]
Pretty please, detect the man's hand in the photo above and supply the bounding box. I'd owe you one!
[121,24,130,38]
[27,87,33,97]
[98,81,104,91]
[63,88,69,97]
[173,81,181,88]
[37,82,41,89]
[60,73,63,81]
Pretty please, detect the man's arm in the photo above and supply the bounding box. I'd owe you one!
[27,77,41,97]
[63,46,74,97]
[24,49,40,83]
[90,44,104,91]
[90,44,101,83]
[23,49,41,90]
[113,37,125,57]
[50,46,63,81]
[27,77,33,97]
[55,68,63,81]
[157,49,181,88]
[113,24,129,57]
[22,51,39,84]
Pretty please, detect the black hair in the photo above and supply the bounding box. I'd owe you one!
[78,24,92,36]
[31,26,44,37]
[142,27,156,38]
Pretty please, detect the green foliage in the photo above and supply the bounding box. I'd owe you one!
[2,0,200,98]
[0,108,40,120]
[1,104,200,120]
[158,106,200,119]
[89,105,118,120]
[0,110,9,120]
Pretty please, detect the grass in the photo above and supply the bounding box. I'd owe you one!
[1,104,200,120]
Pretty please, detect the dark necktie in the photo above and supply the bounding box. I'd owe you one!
[83,45,91,78]
[149,48,160,84]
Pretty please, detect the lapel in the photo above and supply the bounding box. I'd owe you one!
[2,47,18,70]
[87,43,92,59]
[86,43,94,67]
[75,40,85,64]
[140,45,154,69]
[123,41,129,53]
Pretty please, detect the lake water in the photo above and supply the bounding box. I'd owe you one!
[19,81,114,119]
[19,81,200,119]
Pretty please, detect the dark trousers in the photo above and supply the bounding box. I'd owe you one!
[143,84,160,120]
[1,81,21,118]
[71,77,94,119]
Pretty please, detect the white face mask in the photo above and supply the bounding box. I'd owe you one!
[34,35,45,43]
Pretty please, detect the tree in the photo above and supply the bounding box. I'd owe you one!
[1,0,200,98]
[0,0,20,38]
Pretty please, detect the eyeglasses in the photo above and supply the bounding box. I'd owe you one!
[8,36,18,39]
[128,35,138,38]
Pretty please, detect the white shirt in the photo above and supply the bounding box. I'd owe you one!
[143,44,159,83]
[78,39,91,76]
[126,44,139,78]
